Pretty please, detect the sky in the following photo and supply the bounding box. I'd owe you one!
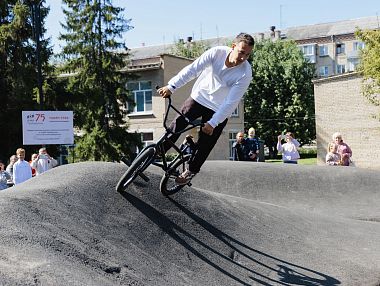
[45,0,380,53]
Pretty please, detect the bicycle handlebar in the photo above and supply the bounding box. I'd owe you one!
[156,85,204,135]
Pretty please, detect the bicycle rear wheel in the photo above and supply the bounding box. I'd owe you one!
[116,147,155,192]
[160,155,191,196]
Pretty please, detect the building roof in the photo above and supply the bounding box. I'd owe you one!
[127,15,380,60]
[283,15,380,40]
[126,35,233,61]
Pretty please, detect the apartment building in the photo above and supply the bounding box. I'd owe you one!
[124,16,378,161]
[286,16,379,77]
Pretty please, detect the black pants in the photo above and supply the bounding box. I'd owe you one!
[166,97,228,173]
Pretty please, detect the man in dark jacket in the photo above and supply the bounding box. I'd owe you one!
[232,132,248,161]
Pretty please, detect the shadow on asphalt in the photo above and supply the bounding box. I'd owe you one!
[120,191,341,286]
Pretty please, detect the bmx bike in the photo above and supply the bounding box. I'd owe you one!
[116,90,203,196]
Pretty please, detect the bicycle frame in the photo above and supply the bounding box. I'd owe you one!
[137,96,203,174]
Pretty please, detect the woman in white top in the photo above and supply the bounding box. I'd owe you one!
[277,132,300,164]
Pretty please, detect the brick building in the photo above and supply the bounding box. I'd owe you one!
[313,72,380,169]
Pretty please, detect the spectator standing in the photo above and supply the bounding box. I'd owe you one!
[6,155,17,179]
[332,132,352,166]
[13,148,32,185]
[277,132,300,164]
[0,161,12,190]
[29,153,38,177]
[30,147,58,176]
[5,155,17,187]
[179,135,197,156]
[232,132,247,161]
[245,127,260,162]
[325,143,342,166]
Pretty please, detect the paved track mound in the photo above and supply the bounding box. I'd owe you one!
[0,161,378,286]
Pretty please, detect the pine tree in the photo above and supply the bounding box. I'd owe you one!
[59,0,140,161]
[0,0,51,160]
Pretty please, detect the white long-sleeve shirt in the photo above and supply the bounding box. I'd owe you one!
[13,160,32,185]
[277,139,301,162]
[168,46,252,128]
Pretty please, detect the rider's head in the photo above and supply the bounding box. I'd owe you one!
[228,33,254,67]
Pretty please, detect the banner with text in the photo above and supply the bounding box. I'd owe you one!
[22,111,74,145]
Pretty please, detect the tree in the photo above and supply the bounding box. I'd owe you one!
[0,0,52,160]
[170,38,209,59]
[59,0,140,161]
[244,39,315,158]
[355,29,380,119]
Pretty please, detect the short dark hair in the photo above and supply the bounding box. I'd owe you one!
[234,33,255,47]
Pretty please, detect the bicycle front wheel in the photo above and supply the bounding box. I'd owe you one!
[160,155,191,196]
[116,147,155,192]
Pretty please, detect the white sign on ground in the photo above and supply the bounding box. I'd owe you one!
[22,111,74,145]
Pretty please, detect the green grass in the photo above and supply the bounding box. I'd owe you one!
[265,157,317,165]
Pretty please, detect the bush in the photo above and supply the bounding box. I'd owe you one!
[299,147,317,158]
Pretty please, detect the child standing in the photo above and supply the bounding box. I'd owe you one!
[13,148,32,185]
[326,143,342,166]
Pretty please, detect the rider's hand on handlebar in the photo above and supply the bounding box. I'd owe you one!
[202,122,214,135]
[157,86,172,98]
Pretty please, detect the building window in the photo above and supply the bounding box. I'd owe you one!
[336,43,345,54]
[141,132,154,147]
[134,132,154,154]
[319,66,329,77]
[353,41,365,51]
[231,105,239,117]
[127,81,152,113]
[229,131,239,160]
[336,64,345,74]
[319,45,329,57]
[301,44,315,55]
[348,58,359,72]
[300,44,316,63]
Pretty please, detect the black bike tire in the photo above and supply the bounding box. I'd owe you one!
[116,147,155,192]
[160,155,191,196]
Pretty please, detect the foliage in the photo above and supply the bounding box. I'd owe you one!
[0,0,53,161]
[170,39,209,59]
[355,29,380,119]
[245,39,316,158]
[59,0,141,162]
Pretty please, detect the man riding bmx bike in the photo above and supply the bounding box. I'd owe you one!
[157,32,254,185]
